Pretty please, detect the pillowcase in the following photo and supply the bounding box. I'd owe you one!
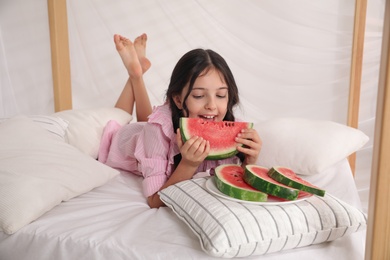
[159,177,367,258]
[254,118,369,175]
[0,117,119,234]
[0,115,69,141]
[53,107,132,158]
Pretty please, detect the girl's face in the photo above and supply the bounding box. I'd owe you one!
[174,68,228,122]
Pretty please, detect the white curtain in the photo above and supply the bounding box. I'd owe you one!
[0,0,386,213]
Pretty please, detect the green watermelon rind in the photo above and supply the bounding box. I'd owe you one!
[179,118,253,160]
[215,165,268,202]
[207,149,239,160]
[243,165,299,200]
[268,167,326,197]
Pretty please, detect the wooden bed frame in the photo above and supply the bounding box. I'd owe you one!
[47,0,389,258]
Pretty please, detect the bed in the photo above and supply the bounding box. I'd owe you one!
[0,0,389,259]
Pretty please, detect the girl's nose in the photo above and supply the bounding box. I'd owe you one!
[205,97,216,110]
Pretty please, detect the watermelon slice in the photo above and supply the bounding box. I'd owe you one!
[244,165,299,200]
[214,164,268,202]
[268,167,326,196]
[180,118,253,160]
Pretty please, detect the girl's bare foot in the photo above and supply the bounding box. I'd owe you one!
[114,34,143,79]
[134,33,151,73]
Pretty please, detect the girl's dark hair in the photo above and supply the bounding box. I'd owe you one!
[166,49,240,132]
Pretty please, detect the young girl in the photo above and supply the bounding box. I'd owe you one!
[99,33,262,208]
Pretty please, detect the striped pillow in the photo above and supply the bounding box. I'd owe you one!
[159,177,367,258]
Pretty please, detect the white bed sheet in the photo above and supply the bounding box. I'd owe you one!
[0,159,365,260]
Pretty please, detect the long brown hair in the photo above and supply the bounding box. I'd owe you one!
[165,48,240,132]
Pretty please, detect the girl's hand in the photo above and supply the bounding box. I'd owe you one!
[235,128,262,166]
[176,128,210,167]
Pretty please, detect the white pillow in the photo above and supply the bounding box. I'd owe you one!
[0,117,119,234]
[53,107,132,158]
[254,118,369,175]
[0,115,69,141]
[159,177,367,258]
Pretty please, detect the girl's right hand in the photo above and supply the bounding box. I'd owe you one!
[176,128,210,168]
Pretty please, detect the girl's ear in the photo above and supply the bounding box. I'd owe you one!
[173,95,183,110]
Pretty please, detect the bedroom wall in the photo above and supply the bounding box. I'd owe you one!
[0,0,385,213]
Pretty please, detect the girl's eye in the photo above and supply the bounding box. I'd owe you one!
[192,95,203,99]
[217,95,227,98]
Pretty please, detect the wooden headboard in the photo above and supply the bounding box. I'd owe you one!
[48,0,72,112]
[46,0,390,258]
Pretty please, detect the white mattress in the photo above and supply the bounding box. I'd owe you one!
[0,159,365,260]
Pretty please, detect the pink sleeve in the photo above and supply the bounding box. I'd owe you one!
[134,122,174,197]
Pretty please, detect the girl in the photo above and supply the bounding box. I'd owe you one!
[99,33,262,208]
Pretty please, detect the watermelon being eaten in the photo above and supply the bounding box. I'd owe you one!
[214,164,268,202]
[268,167,326,196]
[179,117,253,160]
[244,165,299,200]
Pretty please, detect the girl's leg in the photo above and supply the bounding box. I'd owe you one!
[114,34,152,122]
[132,34,152,121]
[134,33,151,74]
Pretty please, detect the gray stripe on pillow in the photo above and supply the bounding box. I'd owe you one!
[294,234,304,249]
[260,205,278,254]
[327,194,353,225]
[293,203,310,248]
[280,236,289,253]
[278,205,295,234]
[189,179,233,247]
[191,179,251,246]
[261,205,279,237]
[264,238,273,255]
[191,180,249,258]
[355,222,363,233]
[306,199,325,244]
[241,204,263,256]
[242,204,264,240]
[315,196,340,242]
[316,196,339,227]
[325,227,333,242]
[159,185,219,252]
[322,194,359,239]
[328,195,350,238]
[277,205,294,251]
[311,231,319,245]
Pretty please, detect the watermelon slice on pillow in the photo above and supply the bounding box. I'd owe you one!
[179,118,253,160]
[244,165,300,200]
[267,166,326,196]
[214,164,268,202]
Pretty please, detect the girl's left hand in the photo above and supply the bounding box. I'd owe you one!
[235,128,262,166]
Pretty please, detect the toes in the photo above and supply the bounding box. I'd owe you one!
[137,33,147,45]
[114,34,120,44]
[134,35,141,44]
[142,33,147,43]
[114,34,125,51]
[122,36,131,45]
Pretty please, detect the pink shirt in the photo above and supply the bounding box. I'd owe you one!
[98,103,240,197]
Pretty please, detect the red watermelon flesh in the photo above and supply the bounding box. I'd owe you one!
[180,118,253,160]
[244,165,300,200]
[268,167,326,197]
[218,165,260,191]
[214,164,268,202]
[274,167,318,187]
[247,166,296,187]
